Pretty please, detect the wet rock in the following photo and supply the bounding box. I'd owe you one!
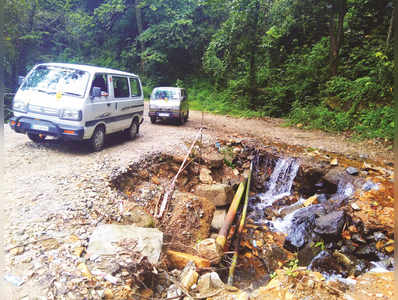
[284,216,315,251]
[194,184,232,207]
[354,260,369,275]
[314,211,345,236]
[317,194,329,203]
[196,238,223,265]
[197,272,224,295]
[284,205,326,251]
[277,202,303,218]
[199,167,213,184]
[179,261,198,289]
[211,209,226,231]
[372,231,387,241]
[355,244,379,260]
[308,251,346,276]
[297,241,322,266]
[346,167,359,175]
[86,224,163,264]
[122,204,155,227]
[362,180,379,192]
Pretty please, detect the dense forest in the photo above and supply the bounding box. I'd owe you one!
[2,0,395,140]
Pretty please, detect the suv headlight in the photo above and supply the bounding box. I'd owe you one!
[13,101,27,113]
[59,109,82,121]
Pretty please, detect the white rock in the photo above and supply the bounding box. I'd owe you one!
[86,224,163,264]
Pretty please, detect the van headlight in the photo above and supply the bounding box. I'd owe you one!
[13,101,27,113]
[59,109,82,121]
[171,105,180,111]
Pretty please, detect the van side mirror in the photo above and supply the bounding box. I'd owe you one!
[18,76,25,86]
[90,87,101,99]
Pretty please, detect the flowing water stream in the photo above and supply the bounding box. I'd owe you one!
[247,154,392,279]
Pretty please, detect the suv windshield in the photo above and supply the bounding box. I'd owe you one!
[151,89,178,100]
[21,65,90,97]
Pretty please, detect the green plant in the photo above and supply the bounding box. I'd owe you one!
[313,240,326,251]
[283,258,299,277]
[270,271,277,279]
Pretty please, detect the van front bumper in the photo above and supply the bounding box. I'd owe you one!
[9,116,84,141]
[148,111,180,118]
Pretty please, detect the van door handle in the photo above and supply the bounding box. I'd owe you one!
[107,103,111,107]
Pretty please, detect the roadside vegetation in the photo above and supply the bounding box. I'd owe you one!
[2,0,394,141]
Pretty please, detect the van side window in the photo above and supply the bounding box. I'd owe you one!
[92,74,108,92]
[129,78,142,97]
[113,76,129,98]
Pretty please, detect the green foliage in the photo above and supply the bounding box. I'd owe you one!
[283,258,299,277]
[313,240,326,251]
[288,104,394,141]
[2,0,394,143]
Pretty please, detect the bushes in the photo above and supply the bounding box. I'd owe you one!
[288,104,394,141]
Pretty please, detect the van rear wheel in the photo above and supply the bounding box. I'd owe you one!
[28,133,46,143]
[90,126,105,152]
[150,116,156,124]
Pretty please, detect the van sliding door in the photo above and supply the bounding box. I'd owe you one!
[111,76,132,131]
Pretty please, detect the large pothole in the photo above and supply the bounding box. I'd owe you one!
[108,138,394,293]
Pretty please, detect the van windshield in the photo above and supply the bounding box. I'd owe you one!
[21,65,90,97]
[151,90,178,100]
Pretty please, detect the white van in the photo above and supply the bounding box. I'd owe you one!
[9,63,144,151]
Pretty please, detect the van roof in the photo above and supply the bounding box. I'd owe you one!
[36,63,138,77]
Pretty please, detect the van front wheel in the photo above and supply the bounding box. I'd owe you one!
[90,126,105,152]
[126,119,138,140]
[28,133,46,143]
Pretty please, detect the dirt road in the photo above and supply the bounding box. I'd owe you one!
[1,106,393,299]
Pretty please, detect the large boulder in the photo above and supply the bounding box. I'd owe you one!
[194,184,233,207]
[284,205,326,252]
[86,224,163,264]
[314,211,345,237]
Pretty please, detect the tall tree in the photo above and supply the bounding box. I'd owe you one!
[328,0,347,76]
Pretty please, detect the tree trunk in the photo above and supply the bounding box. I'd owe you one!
[385,6,394,51]
[135,0,144,73]
[329,0,347,77]
[248,0,260,108]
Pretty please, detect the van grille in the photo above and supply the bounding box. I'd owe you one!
[28,105,58,116]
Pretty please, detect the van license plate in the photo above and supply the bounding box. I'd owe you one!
[158,113,170,117]
[32,124,49,131]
